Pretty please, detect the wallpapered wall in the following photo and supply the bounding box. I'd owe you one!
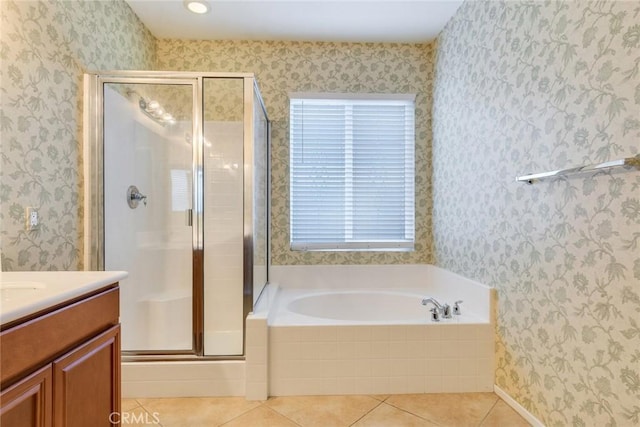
[0,0,155,270]
[4,0,639,423]
[156,40,435,265]
[433,1,640,426]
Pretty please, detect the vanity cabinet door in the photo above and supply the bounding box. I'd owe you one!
[52,325,120,427]
[0,365,52,427]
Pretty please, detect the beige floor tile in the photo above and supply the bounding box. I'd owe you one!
[122,398,141,411]
[222,406,299,427]
[267,395,380,427]
[352,403,439,427]
[480,400,530,427]
[368,395,390,402]
[136,397,261,427]
[386,392,499,427]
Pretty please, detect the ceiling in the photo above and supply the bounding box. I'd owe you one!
[125,0,464,43]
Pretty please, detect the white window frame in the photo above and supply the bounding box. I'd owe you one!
[289,92,416,251]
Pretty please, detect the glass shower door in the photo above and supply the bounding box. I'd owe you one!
[103,81,196,353]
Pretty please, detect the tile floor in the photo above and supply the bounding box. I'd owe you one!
[121,392,531,426]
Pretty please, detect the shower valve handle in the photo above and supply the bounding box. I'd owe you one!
[454,300,463,315]
[127,185,147,209]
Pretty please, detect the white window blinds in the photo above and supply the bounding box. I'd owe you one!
[289,94,415,251]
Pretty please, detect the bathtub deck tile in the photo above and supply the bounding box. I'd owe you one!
[298,341,319,360]
[354,341,374,359]
[353,359,374,377]
[318,341,340,360]
[424,376,443,393]
[459,358,479,377]
[388,376,409,394]
[406,375,426,394]
[459,324,487,341]
[405,325,426,341]
[439,323,460,340]
[312,325,339,342]
[406,358,426,376]
[422,324,443,341]
[406,339,427,359]
[388,340,409,359]
[477,340,495,359]
[370,325,391,341]
[424,359,444,377]
[369,377,392,394]
[388,325,408,341]
[441,358,461,377]
[369,341,391,359]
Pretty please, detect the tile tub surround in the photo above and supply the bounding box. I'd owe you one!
[268,323,494,396]
[266,264,496,396]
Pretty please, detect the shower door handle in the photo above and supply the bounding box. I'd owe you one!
[186,209,193,226]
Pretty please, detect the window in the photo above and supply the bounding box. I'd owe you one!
[289,93,415,251]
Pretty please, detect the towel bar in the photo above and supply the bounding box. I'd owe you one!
[516,155,640,184]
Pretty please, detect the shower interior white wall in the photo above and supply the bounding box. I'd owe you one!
[203,120,244,355]
[104,85,193,351]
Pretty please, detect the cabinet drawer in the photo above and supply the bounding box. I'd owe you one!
[1,287,119,388]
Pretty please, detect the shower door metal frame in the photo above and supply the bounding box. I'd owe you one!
[84,72,269,361]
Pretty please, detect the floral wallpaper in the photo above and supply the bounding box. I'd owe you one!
[4,1,638,423]
[0,0,156,270]
[433,1,640,426]
[156,40,435,265]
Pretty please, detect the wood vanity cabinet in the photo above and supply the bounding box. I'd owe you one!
[0,285,121,427]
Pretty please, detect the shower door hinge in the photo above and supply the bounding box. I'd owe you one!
[186,209,193,226]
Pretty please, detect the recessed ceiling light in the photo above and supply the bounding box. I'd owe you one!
[184,0,209,14]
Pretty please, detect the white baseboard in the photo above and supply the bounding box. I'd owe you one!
[494,384,545,427]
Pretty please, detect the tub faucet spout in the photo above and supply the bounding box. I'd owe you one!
[421,297,443,310]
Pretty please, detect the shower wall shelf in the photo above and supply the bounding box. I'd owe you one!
[516,155,640,184]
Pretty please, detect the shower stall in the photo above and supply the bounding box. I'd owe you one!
[83,72,269,360]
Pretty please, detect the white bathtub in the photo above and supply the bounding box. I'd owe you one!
[271,289,486,325]
[258,264,496,397]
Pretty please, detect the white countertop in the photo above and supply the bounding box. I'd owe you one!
[0,271,128,325]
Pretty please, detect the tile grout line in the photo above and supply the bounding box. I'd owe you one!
[348,397,384,426]
[263,403,304,427]
[477,396,500,427]
[133,402,165,427]
[382,399,445,426]
[261,398,304,427]
[213,401,264,427]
